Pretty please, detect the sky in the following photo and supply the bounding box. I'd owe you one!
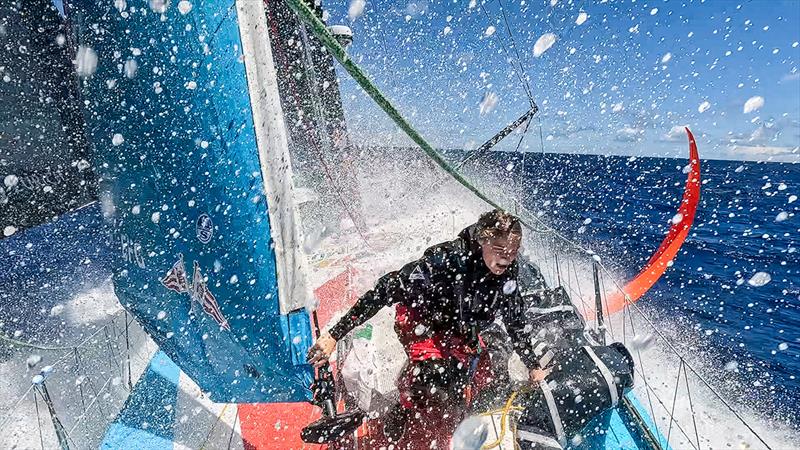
[322,0,800,161]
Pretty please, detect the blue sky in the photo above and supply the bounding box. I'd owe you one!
[323,0,800,161]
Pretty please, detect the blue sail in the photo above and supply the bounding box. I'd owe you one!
[69,0,314,403]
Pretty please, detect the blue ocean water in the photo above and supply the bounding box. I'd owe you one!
[507,153,799,424]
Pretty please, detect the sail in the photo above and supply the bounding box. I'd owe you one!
[0,0,95,236]
[69,0,313,402]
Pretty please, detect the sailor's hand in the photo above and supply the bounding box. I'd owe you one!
[307,332,337,369]
[529,367,552,383]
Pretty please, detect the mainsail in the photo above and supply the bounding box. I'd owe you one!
[70,0,314,402]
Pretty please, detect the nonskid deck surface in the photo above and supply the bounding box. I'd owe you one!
[86,202,663,450]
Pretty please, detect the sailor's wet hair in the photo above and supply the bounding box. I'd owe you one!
[475,209,522,241]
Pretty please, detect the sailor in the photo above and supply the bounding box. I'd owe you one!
[307,209,549,444]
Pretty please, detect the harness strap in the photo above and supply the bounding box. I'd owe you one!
[539,379,566,446]
[583,345,619,406]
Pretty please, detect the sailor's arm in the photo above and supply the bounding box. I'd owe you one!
[307,256,433,368]
[502,295,553,382]
[504,307,539,369]
[327,270,402,341]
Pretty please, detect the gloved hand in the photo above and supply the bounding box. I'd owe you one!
[307,331,337,368]
[529,367,552,383]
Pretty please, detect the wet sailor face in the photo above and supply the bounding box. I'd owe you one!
[479,235,520,275]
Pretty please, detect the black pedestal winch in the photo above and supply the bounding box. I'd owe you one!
[301,312,365,444]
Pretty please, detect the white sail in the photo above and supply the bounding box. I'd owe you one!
[236,0,310,314]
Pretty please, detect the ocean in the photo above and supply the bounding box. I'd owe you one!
[505,153,800,425]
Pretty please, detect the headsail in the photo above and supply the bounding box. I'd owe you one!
[604,128,701,314]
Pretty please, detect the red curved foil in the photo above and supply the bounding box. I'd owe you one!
[605,128,701,315]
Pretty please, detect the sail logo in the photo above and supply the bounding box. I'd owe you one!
[196,213,214,244]
[161,254,230,330]
[119,233,146,268]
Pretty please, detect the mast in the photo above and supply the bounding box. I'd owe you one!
[263,0,366,234]
[237,0,310,315]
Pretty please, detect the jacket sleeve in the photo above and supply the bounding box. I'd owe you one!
[327,252,439,341]
[503,293,541,370]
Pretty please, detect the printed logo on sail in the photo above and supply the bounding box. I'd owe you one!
[161,254,230,330]
[119,233,146,268]
[196,213,213,244]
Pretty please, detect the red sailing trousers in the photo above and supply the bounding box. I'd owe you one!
[390,304,494,449]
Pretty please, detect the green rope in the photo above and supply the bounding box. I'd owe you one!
[284,0,511,216]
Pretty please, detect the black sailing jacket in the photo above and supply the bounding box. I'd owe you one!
[328,225,539,369]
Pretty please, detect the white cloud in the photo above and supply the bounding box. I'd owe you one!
[663,125,689,142]
[576,11,588,25]
[729,145,799,162]
[748,122,780,143]
[615,126,644,142]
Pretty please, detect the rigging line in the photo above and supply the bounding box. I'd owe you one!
[34,389,45,450]
[521,0,587,70]
[616,287,774,449]
[683,362,702,450]
[563,282,590,317]
[620,295,773,449]
[124,311,133,390]
[73,348,89,412]
[666,359,684,447]
[198,404,230,450]
[477,1,535,105]
[553,245,562,287]
[631,363,700,450]
[0,384,36,434]
[297,25,372,246]
[625,304,663,448]
[67,374,115,435]
[570,259,584,298]
[0,313,132,428]
[265,3,371,247]
[598,270,615,339]
[621,292,627,345]
[227,407,239,450]
[513,114,533,206]
[0,333,84,351]
[0,310,127,353]
[495,0,535,103]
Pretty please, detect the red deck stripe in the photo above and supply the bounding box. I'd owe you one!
[238,267,358,449]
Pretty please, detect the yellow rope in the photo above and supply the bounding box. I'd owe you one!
[480,391,520,450]
[198,403,231,450]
